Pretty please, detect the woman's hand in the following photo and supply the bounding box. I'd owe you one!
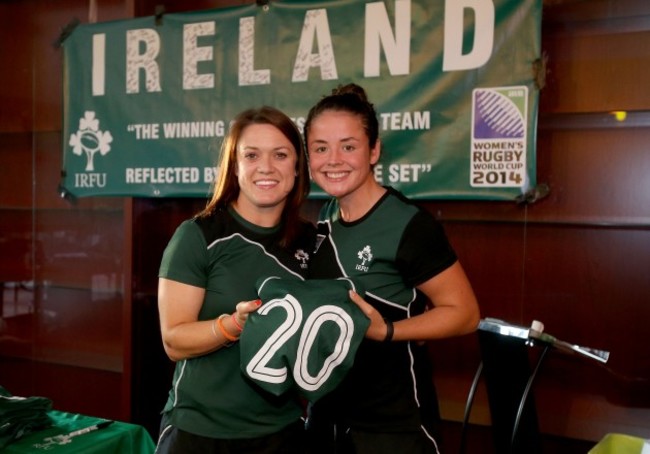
[348,290,390,341]
[159,278,265,361]
[347,260,480,343]
[233,299,262,330]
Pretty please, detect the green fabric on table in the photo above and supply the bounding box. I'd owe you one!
[2,410,155,453]
[0,386,53,449]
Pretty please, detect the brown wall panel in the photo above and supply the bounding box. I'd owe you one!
[543,0,650,20]
[542,31,650,113]
[36,287,124,370]
[444,221,527,321]
[0,212,34,282]
[1,0,129,410]
[130,197,207,435]
[522,225,648,377]
[541,1,650,114]
[0,133,34,208]
[34,131,69,210]
[535,127,650,224]
[134,0,251,16]
[436,126,650,226]
[33,210,125,288]
[431,217,650,439]
[1,358,123,420]
[0,3,35,133]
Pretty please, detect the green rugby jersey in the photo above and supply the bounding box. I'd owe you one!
[240,277,370,402]
[309,187,457,434]
[158,206,315,439]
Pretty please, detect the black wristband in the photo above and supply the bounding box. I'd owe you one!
[383,318,394,342]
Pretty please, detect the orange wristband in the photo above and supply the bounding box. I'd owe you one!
[217,314,239,342]
[231,313,243,332]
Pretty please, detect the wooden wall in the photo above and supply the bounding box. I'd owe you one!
[0,0,134,422]
[1,0,648,446]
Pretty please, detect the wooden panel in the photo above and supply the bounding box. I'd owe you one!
[543,0,650,20]
[0,3,35,133]
[0,215,33,282]
[541,31,650,113]
[0,133,33,208]
[33,210,125,288]
[536,128,650,224]
[0,0,140,427]
[0,290,123,372]
[435,126,650,226]
[0,130,124,211]
[133,0,251,16]
[129,197,205,434]
[35,287,124,371]
[430,217,650,440]
[1,358,123,420]
[541,1,650,113]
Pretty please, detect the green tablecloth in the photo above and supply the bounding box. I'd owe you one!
[3,410,155,453]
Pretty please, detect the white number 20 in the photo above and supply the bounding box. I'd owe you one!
[245,294,355,392]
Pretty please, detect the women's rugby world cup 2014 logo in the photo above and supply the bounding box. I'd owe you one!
[473,88,526,139]
[470,87,528,188]
[69,111,113,171]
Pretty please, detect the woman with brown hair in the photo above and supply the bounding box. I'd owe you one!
[304,84,480,454]
[156,106,315,453]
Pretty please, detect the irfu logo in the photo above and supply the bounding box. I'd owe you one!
[295,249,309,269]
[356,245,373,272]
[69,111,113,172]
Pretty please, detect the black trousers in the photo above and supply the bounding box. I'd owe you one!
[155,417,305,454]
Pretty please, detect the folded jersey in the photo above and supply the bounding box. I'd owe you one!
[240,277,370,402]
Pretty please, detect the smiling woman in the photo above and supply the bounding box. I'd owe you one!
[155,106,316,453]
[303,83,480,454]
[233,123,300,223]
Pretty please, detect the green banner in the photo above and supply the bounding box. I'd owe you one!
[61,0,541,200]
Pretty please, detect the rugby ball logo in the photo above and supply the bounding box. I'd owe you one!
[473,89,525,139]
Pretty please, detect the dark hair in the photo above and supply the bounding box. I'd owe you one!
[197,106,309,248]
[304,83,379,149]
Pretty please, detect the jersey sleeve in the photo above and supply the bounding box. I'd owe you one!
[158,220,209,288]
[395,210,458,288]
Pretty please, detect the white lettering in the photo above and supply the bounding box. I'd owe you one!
[239,17,271,86]
[472,149,524,162]
[443,0,494,71]
[161,121,225,138]
[88,4,501,95]
[75,173,107,188]
[183,22,216,89]
[379,111,430,130]
[92,34,106,96]
[292,9,338,82]
[130,123,159,139]
[388,163,430,183]
[204,166,218,183]
[373,164,384,183]
[126,29,162,93]
[364,0,410,77]
[125,167,200,184]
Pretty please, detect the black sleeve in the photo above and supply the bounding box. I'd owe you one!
[395,209,458,288]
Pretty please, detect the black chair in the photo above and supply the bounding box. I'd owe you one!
[459,318,609,454]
